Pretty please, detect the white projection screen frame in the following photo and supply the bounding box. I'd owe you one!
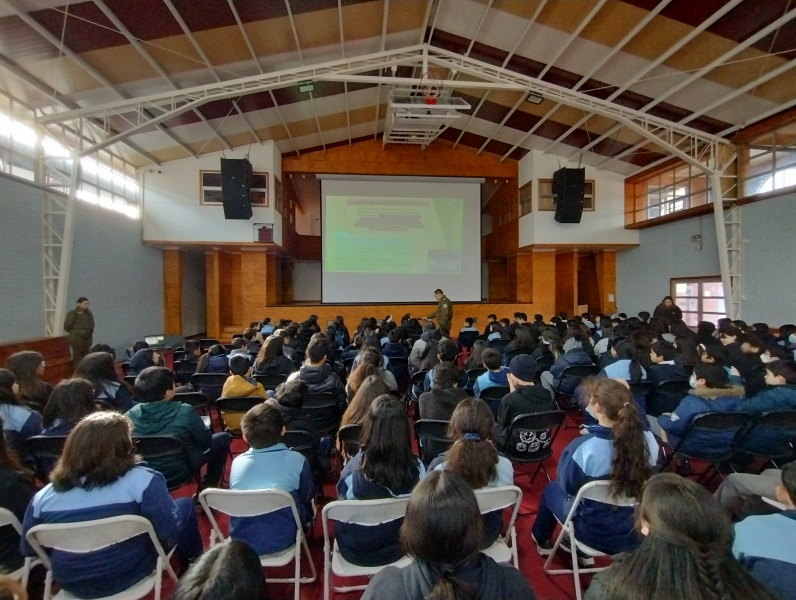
[320,175,483,303]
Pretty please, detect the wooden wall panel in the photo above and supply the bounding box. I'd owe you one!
[515,253,534,304]
[162,249,183,337]
[595,250,617,314]
[205,250,221,339]
[281,260,294,305]
[577,253,601,315]
[531,251,556,319]
[488,260,508,301]
[506,254,518,303]
[241,251,269,326]
[218,251,242,329]
[555,251,578,318]
[297,235,321,261]
[265,253,281,307]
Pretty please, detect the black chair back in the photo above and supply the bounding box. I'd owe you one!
[343,357,356,375]
[305,393,340,434]
[24,435,68,480]
[173,361,198,376]
[172,349,186,362]
[505,348,532,363]
[337,423,363,459]
[671,412,753,463]
[132,435,200,491]
[458,331,479,350]
[291,351,306,368]
[120,361,131,375]
[123,375,138,387]
[281,429,316,464]
[254,374,288,390]
[414,419,453,466]
[534,356,555,381]
[554,364,600,400]
[479,386,509,418]
[465,368,487,389]
[200,338,220,352]
[501,410,566,464]
[215,396,265,435]
[190,373,228,403]
[174,391,209,409]
[647,379,691,416]
[628,381,654,398]
[489,339,510,352]
[388,357,409,387]
[741,409,796,461]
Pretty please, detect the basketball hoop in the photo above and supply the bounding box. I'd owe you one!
[420,70,444,105]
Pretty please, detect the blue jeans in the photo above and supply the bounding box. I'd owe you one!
[531,481,575,544]
[172,498,203,571]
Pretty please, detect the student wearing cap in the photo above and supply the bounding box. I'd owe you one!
[496,355,557,459]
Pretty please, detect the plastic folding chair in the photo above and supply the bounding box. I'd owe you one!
[132,435,203,494]
[534,356,555,382]
[647,379,691,416]
[172,360,198,378]
[120,361,131,375]
[253,373,288,391]
[479,386,510,417]
[543,480,637,600]
[499,410,566,484]
[552,365,600,410]
[25,515,177,600]
[414,419,453,466]
[474,486,523,568]
[190,373,229,404]
[465,368,487,390]
[174,391,212,430]
[200,338,220,352]
[321,497,412,600]
[489,339,511,353]
[280,430,316,465]
[123,375,138,387]
[24,435,67,481]
[215,396,264,438]
[0,507,40,586]
[409,370,429,401]
[740,409,796,469]
[199,488,316,600]
[305,393,340,435]
[291,351,306,368]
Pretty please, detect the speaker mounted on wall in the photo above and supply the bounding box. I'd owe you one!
[552,167,585,224]
[220,157,253,220]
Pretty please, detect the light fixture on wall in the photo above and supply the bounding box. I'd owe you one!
[298,81,315,93]
[526,91,543,104]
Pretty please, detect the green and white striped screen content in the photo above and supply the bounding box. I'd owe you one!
[320,177,482,303]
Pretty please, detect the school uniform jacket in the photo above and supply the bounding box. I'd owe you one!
[555,425,659,554]
[549,348,594,396]
[733,511,796,600]
[740,384,796,456]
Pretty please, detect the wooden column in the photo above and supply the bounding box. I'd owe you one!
[488,260,508,301]
[282,260,294,305]
[162,249,183,337]
[241,251,268,326]
[265,253,282,306]
[531,250,556,319]
[506,254,518,302]
[595,250,617,314]
[218,251,242,329]
[555,250,578,318]
[205,250,221,340]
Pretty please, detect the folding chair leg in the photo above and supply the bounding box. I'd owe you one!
[301,535,318,583]
[293,542,300,600]
[529,463,544,485]
[324,544,331,600]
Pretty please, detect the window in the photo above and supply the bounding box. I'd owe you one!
[627,163,710,226]
[519,181,532,216]
[538,179,595,211]
[274,176,282,214]
[671,278,726,327]
[739,120,796,197]
[200,170,268,206]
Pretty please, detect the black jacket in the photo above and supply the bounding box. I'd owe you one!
[253,355,296,376]
[361,555,536,600]
[418,387,470,421]
[646,362,691,416]
[496,385,557,456]
[266,398,330,473]
[290,364,347,414]
[653,303,683,323]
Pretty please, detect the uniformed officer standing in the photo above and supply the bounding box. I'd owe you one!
[426,289,453,332]
[64,296,95,369]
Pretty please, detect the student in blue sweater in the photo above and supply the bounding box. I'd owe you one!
[532,378,658,557]
[733,462,796,600]
[21,412,202,599]
[472,348,509,398]
[653,363,745,458]
[229,402,315,556]
[739,360,796,456]
[336,395,425,567]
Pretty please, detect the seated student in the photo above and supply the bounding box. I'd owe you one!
[464,339,488,372]
[496,355,557,457]
[170,540,268,600]
[75,351,135,412]
[674,334,700,368]
[585,473,778,600]
[222,355,268,400]
[127,341,162,376]
[472,348,509,398]
[243,327,262,354]
[253,335,296,377]
[418,362,469,421]
[352,336,393,372]
[486,321,507,342]
[268,379,330,474]
[259,317,274,337]
[362,470,536,600]
[0,369,42,451]
[228,337,251,361]
[720,325,747,365]
[229,403,314,555]
[382,329,409,359]
[653,363,745,457]
[715,468,789,521]
[409,323,437,368]
[346,346,397,399]
[0,420,37,589]
[422,338,466,392]
[336,395,426,567]
[196,344,229,374]
[732,462,796,600]
[430,399,514,546]
[21,412,203,599]
[530,328,563,363]
[457,317,480,350]
[600,337,648,382]
[637,310,651,324]
[340,334,364,362]
[501,326,536,366]
[532,379,658,557]
[739,360,796,456]
[126,367,231,488]
[646,340,691,416]
[540,325,594,398]
[287,336,347,418]
[41,378,95,437]
[5,351,52,411]
[481,314,497,337]
[175,340,202,385]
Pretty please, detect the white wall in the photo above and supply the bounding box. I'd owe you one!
[293,261,321,302]
[142,141,283,245]
[516,150,639,247]
[181,250,206,336]
[291,175,321,236]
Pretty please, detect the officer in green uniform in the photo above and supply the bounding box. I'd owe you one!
[426,289,453,332]
[64,296,95,369]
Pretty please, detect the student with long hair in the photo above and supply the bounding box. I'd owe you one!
[430,398,514,546]
[0,369,42,451]
[540,326,594,398]
[41,378,95,436]
[21,412,202,599]
[674,335,700,367]
[653,295,683,323]
[336,395,425,566]
[253,335,296,376]
[340,375,390,428]
[502,326,535,365]
[600,338,648,383]
[584,473,779,600]
[4,351,52,411]
[532,379,658,556]
[170,540,269,600]
[74,351,134,411]
[362,470,535,600]
[346,346,397,398]
[647,340,691,416]
[0,418,37,586]
[464,339,488,371]
[530,328,563,362]
[696,320,717,346]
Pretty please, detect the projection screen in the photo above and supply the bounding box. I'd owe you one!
[320,176,483,303]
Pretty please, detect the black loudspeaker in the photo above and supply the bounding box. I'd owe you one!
[220,158,253,220]
[553,167,585,223]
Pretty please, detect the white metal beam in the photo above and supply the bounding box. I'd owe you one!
[338,0,352,145]
[374,0,390,140]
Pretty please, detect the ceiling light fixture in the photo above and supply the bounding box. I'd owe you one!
[526,91,543,104]
[298,81,315,93]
